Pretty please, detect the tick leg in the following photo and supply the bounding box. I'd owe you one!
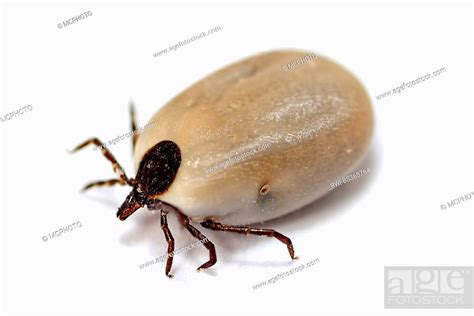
[129,102,138,152]
[200,219,296,259]
[160,210,175,278]
[175,212,217,271]
[70,138,134,186]
[81,179,126,192]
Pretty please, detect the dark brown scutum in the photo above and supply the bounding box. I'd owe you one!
[135,141,181,196]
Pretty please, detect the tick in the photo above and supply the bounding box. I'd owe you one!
[72,50,373,277]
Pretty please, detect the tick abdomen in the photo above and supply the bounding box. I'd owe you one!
[134,50,373,225]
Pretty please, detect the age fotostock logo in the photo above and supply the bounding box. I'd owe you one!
[384,266,473,309]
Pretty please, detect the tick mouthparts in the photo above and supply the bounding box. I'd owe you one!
[117,190,143,221]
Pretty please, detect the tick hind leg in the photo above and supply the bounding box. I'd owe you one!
[70,138,134,187]
[172,209,217,271]
[185,222,217,271]
[200,219,296,259]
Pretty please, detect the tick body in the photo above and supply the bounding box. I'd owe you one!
[73,50,373,277]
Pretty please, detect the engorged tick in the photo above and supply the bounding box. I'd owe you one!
[71,50,373,277]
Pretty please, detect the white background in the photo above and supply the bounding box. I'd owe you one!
[1,1,473,315]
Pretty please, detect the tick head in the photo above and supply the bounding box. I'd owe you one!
[117,140,181,221]
[116,188,148,221]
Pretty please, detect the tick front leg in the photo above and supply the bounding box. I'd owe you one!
[81,179,126,192]
[200,219,296,260]
[70,138,134,186]
[160,210,175,278]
